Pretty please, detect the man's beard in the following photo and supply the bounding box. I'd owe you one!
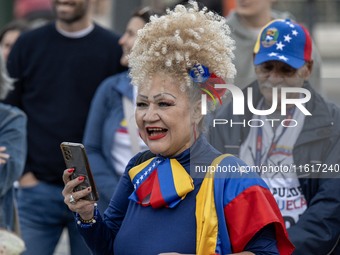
[58,12,86,24]
[53,1,88,24]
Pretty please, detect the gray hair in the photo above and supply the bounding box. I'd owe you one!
[0,53,14,100]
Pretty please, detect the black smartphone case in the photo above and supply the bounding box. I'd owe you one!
[60,142,99,201]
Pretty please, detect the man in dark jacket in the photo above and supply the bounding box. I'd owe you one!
[208,19,340,255]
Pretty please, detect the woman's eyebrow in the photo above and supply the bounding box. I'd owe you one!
[137,94,148,99]
[153,93,177,100]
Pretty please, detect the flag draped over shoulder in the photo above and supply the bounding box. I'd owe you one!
[128,157,194,208]
[129,153,294,254]
[197,154,295,255]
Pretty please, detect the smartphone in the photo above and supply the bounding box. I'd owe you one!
[60,142,99,201]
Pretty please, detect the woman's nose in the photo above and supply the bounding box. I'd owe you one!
[119,34,127,46]
[143,105,160,122]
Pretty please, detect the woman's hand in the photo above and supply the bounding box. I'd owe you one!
[0,146,10,164]
[62,168,96,220]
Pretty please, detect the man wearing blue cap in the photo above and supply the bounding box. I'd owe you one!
[225,0,322,93]
[209,19,340,255]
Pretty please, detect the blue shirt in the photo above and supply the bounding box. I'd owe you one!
[78,136,280,254]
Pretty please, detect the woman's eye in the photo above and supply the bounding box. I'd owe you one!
[158,102,173,107]
[136,102,148,107]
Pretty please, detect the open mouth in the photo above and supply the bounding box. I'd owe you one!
[146,127,168,140]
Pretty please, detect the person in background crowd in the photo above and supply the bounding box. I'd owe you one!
[209,19,340,255]
[13,0,54,28]
[0,20,29,62]
[62,2,294,254]
[172,0,223,14]
[83,7,154,214]
[225,0,322,93]
[0,52,26,234]
[3,0,124,254]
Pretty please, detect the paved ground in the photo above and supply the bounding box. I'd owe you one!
[54,230,69,255]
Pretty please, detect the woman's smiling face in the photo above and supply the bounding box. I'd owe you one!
[135,74,198,157]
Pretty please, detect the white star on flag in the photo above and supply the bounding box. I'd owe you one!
[289,24,295,28]
[276,41,285,50]
[292,30,298,36]
[284,34,292,42]
[278,55,288,61]
[268,52,278,57]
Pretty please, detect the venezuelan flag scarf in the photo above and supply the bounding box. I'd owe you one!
[128,157,194,208]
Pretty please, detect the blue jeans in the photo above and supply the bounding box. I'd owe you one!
[17,181,91,255]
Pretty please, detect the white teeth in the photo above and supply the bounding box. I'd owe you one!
[147,128,164,131]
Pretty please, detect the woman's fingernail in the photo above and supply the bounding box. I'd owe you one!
[78,176,85,181]
[87,187,91,191]
[67,168,74,173]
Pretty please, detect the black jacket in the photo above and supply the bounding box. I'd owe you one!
[208,81,340,255]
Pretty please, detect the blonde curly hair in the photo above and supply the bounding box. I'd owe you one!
[128,0,236,93]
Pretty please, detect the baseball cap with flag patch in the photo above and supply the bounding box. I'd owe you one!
[253,19,312,69]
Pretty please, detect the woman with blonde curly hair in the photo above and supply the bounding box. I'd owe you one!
[62,1,294,254]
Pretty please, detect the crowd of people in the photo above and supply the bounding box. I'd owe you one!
[0,0,339,255]
[82,6,154,214]
[1,0,123,254]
